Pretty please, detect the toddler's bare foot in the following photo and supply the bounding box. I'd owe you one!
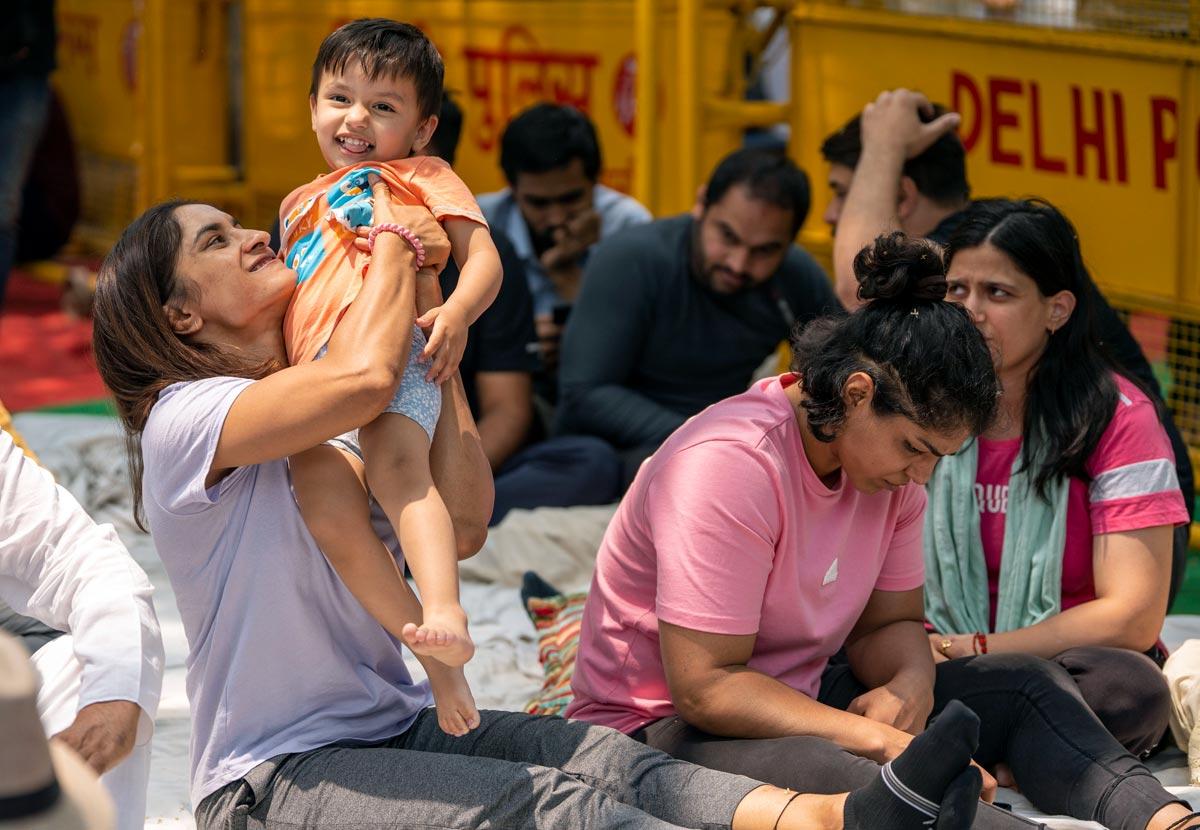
[426,664,481,737]
[402,605,475,667]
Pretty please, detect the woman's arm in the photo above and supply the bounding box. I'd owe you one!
[659,620,913,764]
[209,181,451,480]
[843,587,935,735]
[431,371,493,559]
[941,525,1173,658]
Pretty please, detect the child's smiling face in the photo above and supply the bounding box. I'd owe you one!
[309,62,438,171]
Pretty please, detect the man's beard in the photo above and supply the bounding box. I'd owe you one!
[702,265,753,294]
[690,223,751,294]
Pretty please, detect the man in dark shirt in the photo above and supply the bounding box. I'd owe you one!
[431,96,620,524]
[822,88,1195,603]
[438,235,619,525]
[557,148,841,473]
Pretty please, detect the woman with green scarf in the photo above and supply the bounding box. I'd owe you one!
[925,198,1189,758]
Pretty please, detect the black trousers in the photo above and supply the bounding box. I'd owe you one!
[635,651,1179,830]
[1048,646,1171,758]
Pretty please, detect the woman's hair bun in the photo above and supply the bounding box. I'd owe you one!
[854,232,948,304]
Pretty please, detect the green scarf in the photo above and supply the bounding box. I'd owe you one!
[923,439,1070,634]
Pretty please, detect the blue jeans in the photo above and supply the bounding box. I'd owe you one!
[491,435,622,525]
[0,75,51,307]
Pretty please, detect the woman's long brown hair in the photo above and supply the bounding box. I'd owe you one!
[92,200,278,529]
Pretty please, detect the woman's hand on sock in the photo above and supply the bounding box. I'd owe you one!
[846,702,989,830]
[864,721,995,801]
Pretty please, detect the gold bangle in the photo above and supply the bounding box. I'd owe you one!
[938,637,953,656]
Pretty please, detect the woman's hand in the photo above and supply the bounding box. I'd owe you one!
[355,175,452,269]
[928,631,974,662]
[872,721,916,764]
[848,675,934,735]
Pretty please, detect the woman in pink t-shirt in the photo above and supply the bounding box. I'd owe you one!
[924,199,1188,762]
[569,233,1200,830]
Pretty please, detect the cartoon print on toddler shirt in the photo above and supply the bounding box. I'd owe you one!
[282,167,384,285]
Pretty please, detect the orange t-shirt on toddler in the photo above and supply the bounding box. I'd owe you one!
[279,156,487,366]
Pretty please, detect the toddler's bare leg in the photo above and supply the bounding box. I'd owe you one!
[290,444,416,639]
[290,444,478,734]
[360,412,474,667]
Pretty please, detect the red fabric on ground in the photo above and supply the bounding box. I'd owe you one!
[0,270,107,412]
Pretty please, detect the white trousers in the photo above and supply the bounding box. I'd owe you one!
[31,635,152,830]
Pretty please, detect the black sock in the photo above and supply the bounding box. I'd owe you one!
[844,700,981,829]
[935,768,981,829]
[520,570,562,610]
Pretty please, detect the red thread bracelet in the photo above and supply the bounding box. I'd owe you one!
[972,632,988,654]
[367,222,426,268]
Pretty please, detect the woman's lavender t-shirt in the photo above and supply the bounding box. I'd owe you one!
[566,375,927,734]
[141,377,430,808]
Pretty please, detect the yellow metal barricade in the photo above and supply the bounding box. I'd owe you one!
[790,2,1200,307]
[54,1,794,239]
[55,0,241,249]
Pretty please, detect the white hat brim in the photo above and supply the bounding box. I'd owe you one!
[3,743,114,830]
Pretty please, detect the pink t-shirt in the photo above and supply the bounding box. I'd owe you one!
[566,375,927,734]
[977,374,1187,629]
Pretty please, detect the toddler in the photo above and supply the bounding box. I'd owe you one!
[279,18,502,736]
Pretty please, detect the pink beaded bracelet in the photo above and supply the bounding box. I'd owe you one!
[368,222,426,268]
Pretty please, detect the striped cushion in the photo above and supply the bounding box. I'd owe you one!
[523,591,587,717]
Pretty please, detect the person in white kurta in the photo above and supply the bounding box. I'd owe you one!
[0,428,163,830]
